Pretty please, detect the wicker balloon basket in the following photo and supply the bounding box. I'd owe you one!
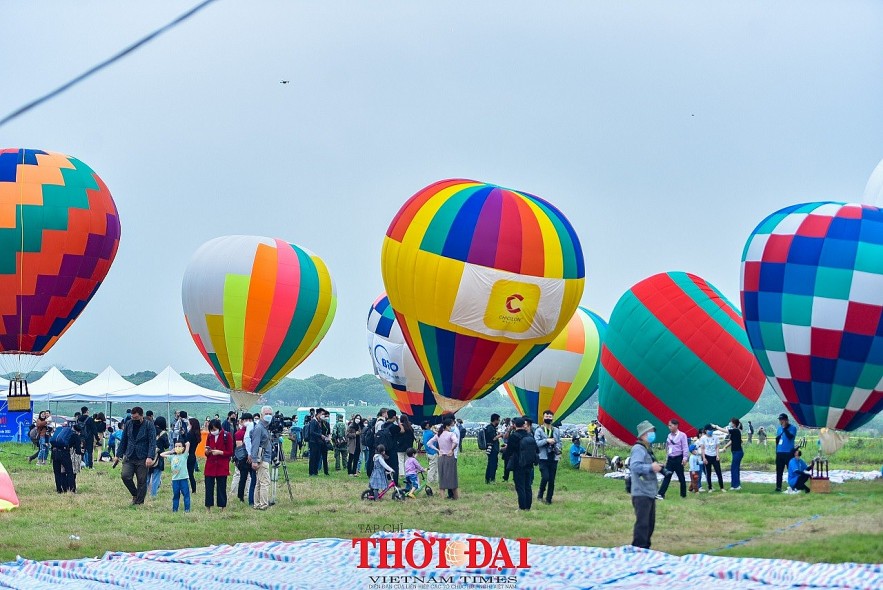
[5,379,31,412]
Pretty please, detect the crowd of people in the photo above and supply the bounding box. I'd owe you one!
[629,412,807,549]
[27,405,809,548]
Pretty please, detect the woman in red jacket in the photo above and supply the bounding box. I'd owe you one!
[203,418,234,510]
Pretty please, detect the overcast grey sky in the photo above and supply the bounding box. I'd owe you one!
[2,1,881,380]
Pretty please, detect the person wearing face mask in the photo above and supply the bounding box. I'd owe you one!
[630,421,662,549]
[534,410,562,505]
[250,406,273,510]
[113,407,157,506]
[231,413,256,504]
[160,441,191,513]
[699,423,725,493]
[204,418,234,510]
[346,415,363,476]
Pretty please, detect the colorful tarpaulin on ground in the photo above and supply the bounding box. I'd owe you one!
[0,530,879,589]
[605,469,882,485]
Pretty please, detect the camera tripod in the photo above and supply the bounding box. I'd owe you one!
[269,434,294,503]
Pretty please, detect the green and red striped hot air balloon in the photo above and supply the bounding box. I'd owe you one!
[598,272,766,444]
[182,235,337,407]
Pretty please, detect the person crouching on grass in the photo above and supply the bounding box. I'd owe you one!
[786,449,812,494]
[369,444,395,498]
[403,448,426,498]
[161,441,191,513]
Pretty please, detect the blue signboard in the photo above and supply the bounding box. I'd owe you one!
[0,399,32,443]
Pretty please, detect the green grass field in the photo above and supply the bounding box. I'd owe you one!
[0,439,881,564]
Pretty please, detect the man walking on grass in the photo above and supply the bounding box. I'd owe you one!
[114,407,156,505]
[656,419,689,500]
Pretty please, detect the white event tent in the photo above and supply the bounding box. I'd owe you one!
[27,367,79,402]
[30,366,134,403]
[26,366,231,419]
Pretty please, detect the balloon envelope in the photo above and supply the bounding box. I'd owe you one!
[504,306,607,424]
[863,157,883,206]
[0,149,120,364]
[599,272,766,444]
[741,202,883,431]
[381,179,585,404]
[367,293,465,424]
[182,235,336,396]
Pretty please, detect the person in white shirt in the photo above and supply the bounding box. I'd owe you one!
[699,423,726,492]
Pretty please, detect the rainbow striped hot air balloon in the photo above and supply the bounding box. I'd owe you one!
[599,272,766,444]
[741,202,883,431]
[367,294,466,424]
[381,179,585,405]
[503,307,607,424]
[0,149,121,377]
[182,236,336,407]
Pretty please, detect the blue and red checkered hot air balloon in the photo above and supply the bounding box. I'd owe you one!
[367,294,467,424]
[741,202,883,431]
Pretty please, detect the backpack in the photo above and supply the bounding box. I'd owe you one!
[376,422,395,454]
[361,419,376,449]
[518,434,539,467]
[50,426,74,448]
[477,426,487,451]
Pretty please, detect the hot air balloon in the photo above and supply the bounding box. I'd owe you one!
[741,202,883,431]
[367,294,467,424]
[182,236,336,408]
[503,307,607,424]
[863,157,883,206]
[599,272,766,444]
[381,179,585,406]
[0,149,121,392]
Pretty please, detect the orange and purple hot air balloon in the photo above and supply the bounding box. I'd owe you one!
[0,149,121,378]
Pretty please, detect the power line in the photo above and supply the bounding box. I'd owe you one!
[0,0,220,129]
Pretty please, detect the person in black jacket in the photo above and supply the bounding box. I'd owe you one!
[503,418,537,511]
[308,410,332,476]
[113,407,157,505]
[377,410,402,485]
[484,414,502,484]
[78,407,96,469]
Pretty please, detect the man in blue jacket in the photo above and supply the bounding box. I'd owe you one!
[775,413,798,492]
[630,420,663,549]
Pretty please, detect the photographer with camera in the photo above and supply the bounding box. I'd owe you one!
[250,406,273,510]
[534,410,562,505]
[630,421,663,549]
[656,419,689,500]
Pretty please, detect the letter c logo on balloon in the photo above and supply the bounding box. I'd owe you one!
[505,294,524,314]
